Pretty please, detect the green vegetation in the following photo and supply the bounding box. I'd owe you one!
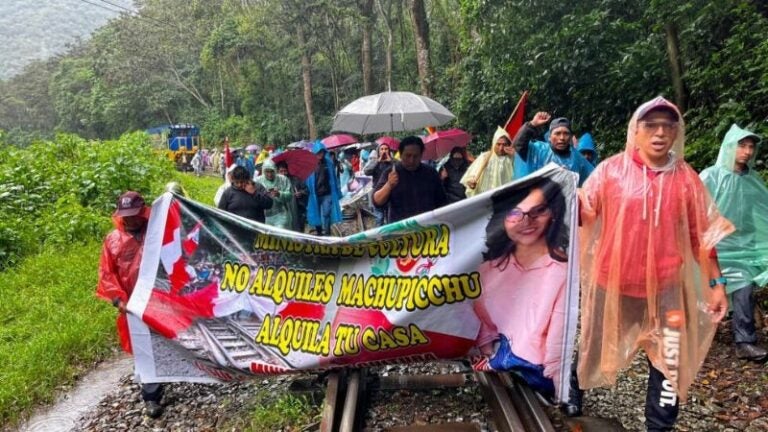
[222,391,320,432]
[0,132,173,269]
[1,0,767,179]
[0,241,113,427]
[0,128,221,425]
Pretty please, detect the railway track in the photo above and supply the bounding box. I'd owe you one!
[175,317,291,370]
[317,366,558,432]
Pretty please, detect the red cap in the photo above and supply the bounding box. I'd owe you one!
[114,191,146,217]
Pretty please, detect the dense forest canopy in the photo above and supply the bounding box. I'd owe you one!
[1,0,767,173]
[0,0,136,80]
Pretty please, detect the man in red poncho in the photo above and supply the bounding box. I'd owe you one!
[96,191,164,418]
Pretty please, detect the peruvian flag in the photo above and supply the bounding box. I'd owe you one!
[160,201,192,294]
[183,222,202,256]
[504,91,529,139]
[224,136,233,168]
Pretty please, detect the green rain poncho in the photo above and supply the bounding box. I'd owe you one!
[700,124,768,293]
[255,159,293,230]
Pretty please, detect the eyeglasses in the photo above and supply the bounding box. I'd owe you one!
[505,204,551,223]
[639,121,678,132]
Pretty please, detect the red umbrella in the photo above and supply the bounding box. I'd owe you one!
[271,149,318,181]
[375,136,400,149]
[422,128,472,161]
[321,134,358,150]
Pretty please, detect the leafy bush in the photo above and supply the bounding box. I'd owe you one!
[0,132,174,268]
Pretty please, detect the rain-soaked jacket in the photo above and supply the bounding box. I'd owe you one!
[576,133,599,166]
[305,140,343,227]
[255,159,294,230]
[96,207,151,353]
[578,97,734,400]
[460,127,515,197]
[701,124,768,292]
[513,122,593,185]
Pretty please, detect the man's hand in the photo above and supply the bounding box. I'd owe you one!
[439,168,448,180]
[708,285,728,322]
[269,188,280,198]
[386,167,399,188]
[116,299,127,314]
[530,112,551,128]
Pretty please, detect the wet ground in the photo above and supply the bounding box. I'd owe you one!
[17,355,132,432]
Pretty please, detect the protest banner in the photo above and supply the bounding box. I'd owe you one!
[127,164,579,401]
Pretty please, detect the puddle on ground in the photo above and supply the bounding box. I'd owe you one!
[17,355,132,432]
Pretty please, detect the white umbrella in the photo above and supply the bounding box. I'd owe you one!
[331,91,455,135]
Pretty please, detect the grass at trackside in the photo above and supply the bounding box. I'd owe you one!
[0,172,222,427]
[0,241,115,427]
[171,171,224,207]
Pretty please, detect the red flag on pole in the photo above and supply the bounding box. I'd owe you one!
[224,136,233,168]
[504,91,529,139]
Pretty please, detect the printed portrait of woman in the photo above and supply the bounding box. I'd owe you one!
[473,177,569,399]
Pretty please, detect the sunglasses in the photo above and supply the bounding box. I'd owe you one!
[505,204,551,223]
[639,121,678,132]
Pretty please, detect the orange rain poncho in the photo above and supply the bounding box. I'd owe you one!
[96,208,151,353]
[577,97,733,400]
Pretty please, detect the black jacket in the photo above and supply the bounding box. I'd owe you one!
[217,184,273,223]
[442,160,470,203]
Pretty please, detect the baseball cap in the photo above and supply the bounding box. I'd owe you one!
[636,96,680,121]
[549,117,572,132]
[114,191,146,217]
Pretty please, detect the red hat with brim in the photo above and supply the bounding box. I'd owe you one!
[114,191,146,217]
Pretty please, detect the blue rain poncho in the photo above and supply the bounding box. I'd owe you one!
[305,141,343,227]
[255,159,293,230]
[577,133,599,166]
[513,123,593,185]
[700,124,768,293]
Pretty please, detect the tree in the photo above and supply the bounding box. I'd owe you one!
[408,0,432,96]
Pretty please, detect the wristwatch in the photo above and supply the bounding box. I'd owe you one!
[709,276,727,288]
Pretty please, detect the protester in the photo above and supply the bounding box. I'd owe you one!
[461,127,515,197]
[236,152,255,179]
[512,113,594,185]
[440,146,471,203]
[575,97,733,430]
[190,151,202,176]
[217,165,273,223]
[276,160,309,233]
[96,191,164,418]
[214,164,238,207]
[576,132,599,166]
[338,151,355,197]
[373,136,447,222]
[255,159,293,230]
[364,142,396,226]
[305,141,342,235]
[473,178,569,399]
[701,124,768,362]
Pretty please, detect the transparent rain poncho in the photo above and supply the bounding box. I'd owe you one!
[577,97,734,400]
[255,159,294,230]
[460,127,514,197]
[700,124,768,292]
